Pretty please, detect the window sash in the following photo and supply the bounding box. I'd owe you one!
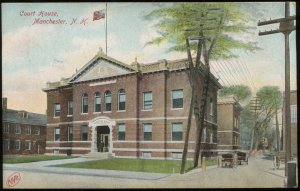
[68,101,73,115]
[172,123,182,132]
[172,132,182,141]
[35,128,40,135]
[118,124,125,132]
[3,124,9,133]
[54,104,61,117]
[82,97,88,113]
[68,127,73,141]
[172,90,183,99]
[143,124,152,132]
[105,92,112,111]
[15,125,21,134]
[118,93,126,110]
[143,92,153,110]
[14,140,20,150]
[54,128,60,141]
[144,132,152,141]
[118,132,125,140]
[25,141,31,150]
[172,98,183,108]
[26,127,31,135]
[81,126,88,141]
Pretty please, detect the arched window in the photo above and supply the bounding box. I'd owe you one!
[104,91,112,111]
[118,89,126,111]
[94,92,101,112]
[82,93,88,113]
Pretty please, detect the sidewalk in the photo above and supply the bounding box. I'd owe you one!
[3,157,171,180]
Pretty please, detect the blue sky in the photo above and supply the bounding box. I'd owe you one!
[2,2,297,114]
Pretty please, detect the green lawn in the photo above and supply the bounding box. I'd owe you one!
[55,157,217,174]
[3,155,77,164]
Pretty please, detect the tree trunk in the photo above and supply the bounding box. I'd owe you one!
[180,38,196,174]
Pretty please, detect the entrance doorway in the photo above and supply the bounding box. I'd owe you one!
[96,126,110,152]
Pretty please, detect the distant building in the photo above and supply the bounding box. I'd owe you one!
[42,49,222,159]
[2,98,47,155]
[217,96,242,151]
[282,90,297,157]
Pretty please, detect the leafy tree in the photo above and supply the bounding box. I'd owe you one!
[256,86,282,150]
[240,104,255,149]
[218,85,252,103]
[145,2,260,171]
[250,86,282,152]
[144,2,260,60]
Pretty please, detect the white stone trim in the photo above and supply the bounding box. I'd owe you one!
[46,141,92,144]
[47,117,217,126]
[89,116,115,153]
[46,147,91,150]
[89,80,117,87]
[113,140,195,144]
[112,148,195,152]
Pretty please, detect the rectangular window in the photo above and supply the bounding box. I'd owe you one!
[3,123,9,133]
[118,124,126,141]
[54,127,60,141]
[25,140,31,150]
[68,101,73,115]
[3,139,9,151]
[25,126,31,135]
[143,92,153,110]
[118,93,126,111]
[54,103,61,117]
[172,123,183,141]
[105,92,112,111]
[172,89,183,108]
[68,126,73,141]
[82,95,88,113]
[34,127,40,135]
[172,152,183,159]
[94,95,101,112]
[142,152,152,158]
[15,124,21,134]
[14,140,20,150]
[291,105,297,123]
[143,124,152,141]
[81,126,88,141]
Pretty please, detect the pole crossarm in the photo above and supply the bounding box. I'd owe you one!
[185,27,218,31]
[258,15,296,26]
[259,26,296,36]
[189,36,211,41]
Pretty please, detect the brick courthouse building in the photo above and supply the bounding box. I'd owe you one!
[43,49,222,159]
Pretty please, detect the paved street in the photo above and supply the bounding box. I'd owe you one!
[3,152,290,188]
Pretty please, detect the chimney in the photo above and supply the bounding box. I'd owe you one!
[2,97,7,111]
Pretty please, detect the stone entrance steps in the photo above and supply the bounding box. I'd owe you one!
[82,152,114,159]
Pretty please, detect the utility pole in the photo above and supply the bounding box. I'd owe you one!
[249,97,261,153]
[257,2,295,176]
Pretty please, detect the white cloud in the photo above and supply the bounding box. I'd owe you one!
[2,25,54,63]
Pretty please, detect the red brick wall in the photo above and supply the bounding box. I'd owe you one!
[44,68,220,158]
[2,122,46,155]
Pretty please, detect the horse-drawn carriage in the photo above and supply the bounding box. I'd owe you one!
[218,150,248,168]
[219,152,237,168]
[236,151,249,165]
